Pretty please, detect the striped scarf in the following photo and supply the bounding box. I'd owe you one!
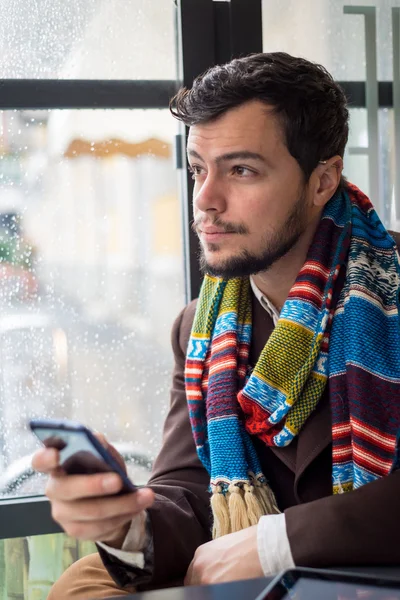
[185,183,400,538]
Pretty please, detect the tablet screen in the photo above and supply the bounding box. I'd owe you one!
[263,576,400,600]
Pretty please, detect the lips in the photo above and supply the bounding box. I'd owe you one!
[200,227,230,235]
[199,228,236,244]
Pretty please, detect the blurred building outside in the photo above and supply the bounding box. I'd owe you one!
[0,0,185,485]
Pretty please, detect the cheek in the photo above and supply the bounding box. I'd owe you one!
[244,202,274,230]
[248,188,299,226]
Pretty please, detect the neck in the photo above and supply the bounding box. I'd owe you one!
[252,215,320,310]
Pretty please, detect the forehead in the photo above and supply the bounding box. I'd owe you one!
[187,100,285,158]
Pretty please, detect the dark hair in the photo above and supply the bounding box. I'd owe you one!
[170,52,349,186]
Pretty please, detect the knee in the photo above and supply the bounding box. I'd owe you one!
[48,553,128,600]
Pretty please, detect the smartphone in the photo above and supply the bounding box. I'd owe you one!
[255,567,400,600]
[29,418,137,494]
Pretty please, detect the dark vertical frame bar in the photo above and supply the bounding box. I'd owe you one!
[177,0,216,303]
[213,2,232,65]
[177,0,263,302]
[230,0,263,57]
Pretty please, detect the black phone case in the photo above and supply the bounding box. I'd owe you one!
[29,418,137,494]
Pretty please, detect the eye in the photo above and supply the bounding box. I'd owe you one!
[232,165,255,177]
[188,164,205,180]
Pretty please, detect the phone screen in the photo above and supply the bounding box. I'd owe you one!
[34,427,114,475]
[30,418,137,493]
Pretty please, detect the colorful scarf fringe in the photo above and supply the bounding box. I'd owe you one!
[185,183,400,537]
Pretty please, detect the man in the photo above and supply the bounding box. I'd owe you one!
[33,52,400,598]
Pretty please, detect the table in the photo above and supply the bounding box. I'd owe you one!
[104,577,271,600]
[104,567,400,600]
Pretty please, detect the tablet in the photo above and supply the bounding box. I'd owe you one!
[255,567,400,600]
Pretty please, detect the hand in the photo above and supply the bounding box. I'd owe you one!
[184,525,263,586]
[31,435,155,549]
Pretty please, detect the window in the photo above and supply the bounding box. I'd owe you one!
[262,0,400,229]
[0,0,185,596]
[4,0,395,596]
[0,108,183,498]
[0,0,176,80]
[0,0,263,594]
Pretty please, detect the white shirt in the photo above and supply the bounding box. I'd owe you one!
[99,276,295,577]
[249,276,281,326]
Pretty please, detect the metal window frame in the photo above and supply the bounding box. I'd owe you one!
[0,79,393,112]
[0,497,62,539]
[0,80,178,109]
[0,0,396,540]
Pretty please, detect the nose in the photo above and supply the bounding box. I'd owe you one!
[193,173,227,215]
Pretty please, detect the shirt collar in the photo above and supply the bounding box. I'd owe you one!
[249,276,280,327]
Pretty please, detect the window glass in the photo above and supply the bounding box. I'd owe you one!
[262,0,400,81]
[262,0,400,230]
[0,0,177,80]
[0,534,96,598]
[0,108,185,498]
[345,108,369,194]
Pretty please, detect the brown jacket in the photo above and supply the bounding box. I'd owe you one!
[101,232,400,591]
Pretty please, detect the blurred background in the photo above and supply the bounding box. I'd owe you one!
[0,0,183,497]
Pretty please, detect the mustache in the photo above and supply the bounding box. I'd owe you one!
[192,217,248,235]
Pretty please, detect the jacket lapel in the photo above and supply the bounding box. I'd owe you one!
[251,291,332,479]
[293,389,332,485]
[268,393,332,477]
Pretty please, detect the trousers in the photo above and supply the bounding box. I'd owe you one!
[47,553,133,599]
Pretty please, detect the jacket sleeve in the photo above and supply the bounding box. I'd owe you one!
[285,469,400,568]
[98,301,212,591]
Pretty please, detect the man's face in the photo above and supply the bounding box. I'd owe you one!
[187,100,314,278]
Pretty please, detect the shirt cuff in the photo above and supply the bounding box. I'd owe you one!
[257,513,295,577]
[97,510,149,569]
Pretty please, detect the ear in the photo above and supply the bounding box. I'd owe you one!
[312,155,343,208]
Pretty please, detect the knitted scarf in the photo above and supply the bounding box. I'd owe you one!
[185,183,400,538]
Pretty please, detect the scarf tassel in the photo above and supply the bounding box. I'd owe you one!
[210,486,230,538]
[228,484,251,532]
[243,483,264,526]
[211,482,280,538]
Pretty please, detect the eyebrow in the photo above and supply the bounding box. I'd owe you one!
[187,149,266,164]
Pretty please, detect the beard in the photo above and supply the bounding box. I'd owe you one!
[197,189,308,279]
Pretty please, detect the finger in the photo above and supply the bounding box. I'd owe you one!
[46,471,123,499]
[61,514,134,542]
[31,447,60,472]
[46,469,154,502]
[184,561,195,586]
[51,488,155,524]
